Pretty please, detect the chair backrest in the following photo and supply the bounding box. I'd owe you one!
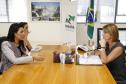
[117,80,126,84]
[124,53,126,67]
[0,36,7,61]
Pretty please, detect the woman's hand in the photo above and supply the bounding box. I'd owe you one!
[32,55,44,61]
[94,50,101,56]
[87,51,95,56]
[99,39,106,48]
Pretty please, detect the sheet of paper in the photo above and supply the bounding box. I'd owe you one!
[31,46,42,52]
[79,55,102,65]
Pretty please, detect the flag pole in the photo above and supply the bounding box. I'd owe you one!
[86,0,95,50]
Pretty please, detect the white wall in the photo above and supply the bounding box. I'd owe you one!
[27,0,77,45]
[0,23,11,36]
[61,0,77,45]
[0,0,77,45]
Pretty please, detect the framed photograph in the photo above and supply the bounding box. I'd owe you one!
[31,2,60,21]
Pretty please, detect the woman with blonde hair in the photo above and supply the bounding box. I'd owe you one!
[95,24,126,84]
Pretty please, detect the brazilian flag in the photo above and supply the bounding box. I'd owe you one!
[86,0,94,39]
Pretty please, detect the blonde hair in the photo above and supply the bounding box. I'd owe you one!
[103,23,119,42]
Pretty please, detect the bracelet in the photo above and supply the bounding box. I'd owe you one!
[101,47,105,49]
[99,48,105,52]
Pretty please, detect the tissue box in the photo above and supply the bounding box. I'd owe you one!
[65,53,74,64]
[53,51,60,63]
[53,51,74,64]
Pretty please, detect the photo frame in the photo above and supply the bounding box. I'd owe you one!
[31,2,60,21]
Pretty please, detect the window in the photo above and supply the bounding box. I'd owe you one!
[117,0,126,15]
[77,0,126,23]
[77,0,98,23]
[77,0,89,23]
[0,0,27,22]
[0,0,8,22]
[116,0,126,23]
[100,0,116,23]
[116,16,126,23]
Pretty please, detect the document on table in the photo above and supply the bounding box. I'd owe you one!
[79,55,102,65]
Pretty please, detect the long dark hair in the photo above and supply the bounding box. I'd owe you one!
[7,23,27,55]
[7,23,21,42]
[19,22,31,52]
[19,22,28,29]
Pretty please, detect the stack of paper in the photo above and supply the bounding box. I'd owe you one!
[79,55,102,65]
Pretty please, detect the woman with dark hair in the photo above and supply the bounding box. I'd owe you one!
[0,23,43,73]
[95,24,126,84]
[19,22,32,51]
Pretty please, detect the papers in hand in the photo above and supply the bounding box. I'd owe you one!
[76,45,89,52]
[76,45,89,56]
[79,55,102,65]
[31,46,42,52]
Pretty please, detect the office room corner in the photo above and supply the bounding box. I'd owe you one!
[0,0,126,84]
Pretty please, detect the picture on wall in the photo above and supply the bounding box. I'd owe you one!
[31,2,60,21]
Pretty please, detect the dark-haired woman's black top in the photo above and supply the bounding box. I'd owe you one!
[106,42,126,81]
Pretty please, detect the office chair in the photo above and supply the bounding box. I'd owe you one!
[117,80,126,84]
[0,36,7,75]
[0,36,7,61]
